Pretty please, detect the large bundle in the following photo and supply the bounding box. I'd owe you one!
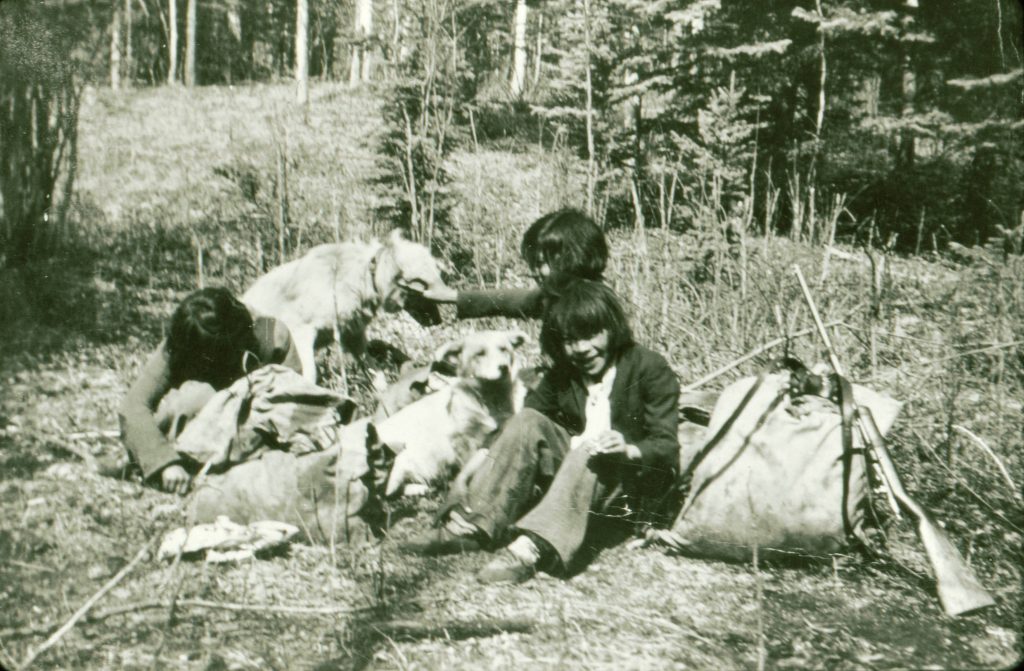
[667,363,901,562]
[173,366,383,544]
[658,359,995,616]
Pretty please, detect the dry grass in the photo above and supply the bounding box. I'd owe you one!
[0,82,1021,670]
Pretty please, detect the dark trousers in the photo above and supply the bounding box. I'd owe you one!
[446,408,625,566]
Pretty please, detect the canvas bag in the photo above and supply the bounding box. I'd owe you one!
[174,365,356,468]
[190,419,385,544]
[664,362,902,562]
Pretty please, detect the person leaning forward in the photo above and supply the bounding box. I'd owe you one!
[402,279,680,584]
[119,287,302,493]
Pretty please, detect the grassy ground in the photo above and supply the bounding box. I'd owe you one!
[1,82,1021,670]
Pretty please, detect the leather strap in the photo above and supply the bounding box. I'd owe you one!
[677,357,805,496]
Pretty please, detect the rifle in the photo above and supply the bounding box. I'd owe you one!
[793,265,995,617]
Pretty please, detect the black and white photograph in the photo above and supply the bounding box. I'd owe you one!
[1,0,1021,668]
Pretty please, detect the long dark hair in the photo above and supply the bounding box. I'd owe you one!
[166,287,258,389]
[520,208,608,282]
[540,280,633,370]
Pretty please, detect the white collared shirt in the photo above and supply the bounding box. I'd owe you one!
[571,365,617,449]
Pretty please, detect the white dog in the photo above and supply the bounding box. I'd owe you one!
[376,330,529,497]
[243,230,447,382]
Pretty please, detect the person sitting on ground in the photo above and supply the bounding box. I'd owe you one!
[403,280,680,584]
[420,207,608,320]
[119,287,302,494]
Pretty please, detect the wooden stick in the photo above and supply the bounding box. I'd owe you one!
[4,599,380,640]
[16,535,161,670]
[953,424,1023,504]
[681,321,839,393]
[793,264,844,375]
[370,617,535,640]
[65,430,120,441]
[17,456,218,670]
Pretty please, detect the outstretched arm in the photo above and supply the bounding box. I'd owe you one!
[118,343,184,484]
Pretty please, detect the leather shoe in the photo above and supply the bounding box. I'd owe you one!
[397,527,483,556]
[476,548,538,584]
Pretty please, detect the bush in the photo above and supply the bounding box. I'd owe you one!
[0,3,80,269]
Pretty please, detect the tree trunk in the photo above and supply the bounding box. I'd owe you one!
[225,0,241,83]
[898,53,916,168]
[110,2,121,90]
[124,0,133,87]
[510,0,528,96]
[167,0,178,84]
[226,0,241,41]
[296,0,309,103]
[532,12,543,87]
[388,0,401,73]
[582,0,596,214]
[184,0,196,87]
[350,0,373,83]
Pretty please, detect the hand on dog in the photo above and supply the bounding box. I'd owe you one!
[416,285,457,304]
[586,430,641,461]
[160,464,191,495]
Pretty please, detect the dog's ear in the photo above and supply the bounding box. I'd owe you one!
[508,330,529,349]
[433,338,464,368]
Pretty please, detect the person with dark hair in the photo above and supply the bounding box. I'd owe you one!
[420,208,609,320]
[403,280,679,584]
[119,287,302,493]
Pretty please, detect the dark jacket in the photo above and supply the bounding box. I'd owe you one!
[524,343,680,482]
[456,287,546,320]
[119,315,301,479]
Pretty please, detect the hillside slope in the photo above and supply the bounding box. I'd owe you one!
[1,83,1020,670]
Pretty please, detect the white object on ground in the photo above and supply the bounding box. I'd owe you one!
[157,516,299,563]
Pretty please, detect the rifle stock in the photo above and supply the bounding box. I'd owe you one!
[857,408,995,616]
[793,264,995,617]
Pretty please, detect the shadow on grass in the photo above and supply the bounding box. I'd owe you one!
[563,516,635,579]
[0,254,107,358]
[312,555,534,671]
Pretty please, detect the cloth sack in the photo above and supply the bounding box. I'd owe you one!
[172,365,378,544]
[191,419,382,544]
[174,364,356,467]
[663,368,902,562]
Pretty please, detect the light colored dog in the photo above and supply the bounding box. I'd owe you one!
[243,230,446,382]
[375,330,529,497]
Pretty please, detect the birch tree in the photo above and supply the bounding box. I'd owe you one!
[124,0,133,87]
[296,0,309,103]
[167,0,178,84]
[184,0,196,86]
[350,0,373,83]
[110,1,122,89]
[510,0,528,96]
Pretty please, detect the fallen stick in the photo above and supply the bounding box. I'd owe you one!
[15,534,162,670]
[823,245,914,279]
[681,321,840,393]
[66,430,121,441]
[952,424,1023,505]
[370,618,535,641]
[176,598,374,616]
[17,456,217,670]
[4,599,381,640]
